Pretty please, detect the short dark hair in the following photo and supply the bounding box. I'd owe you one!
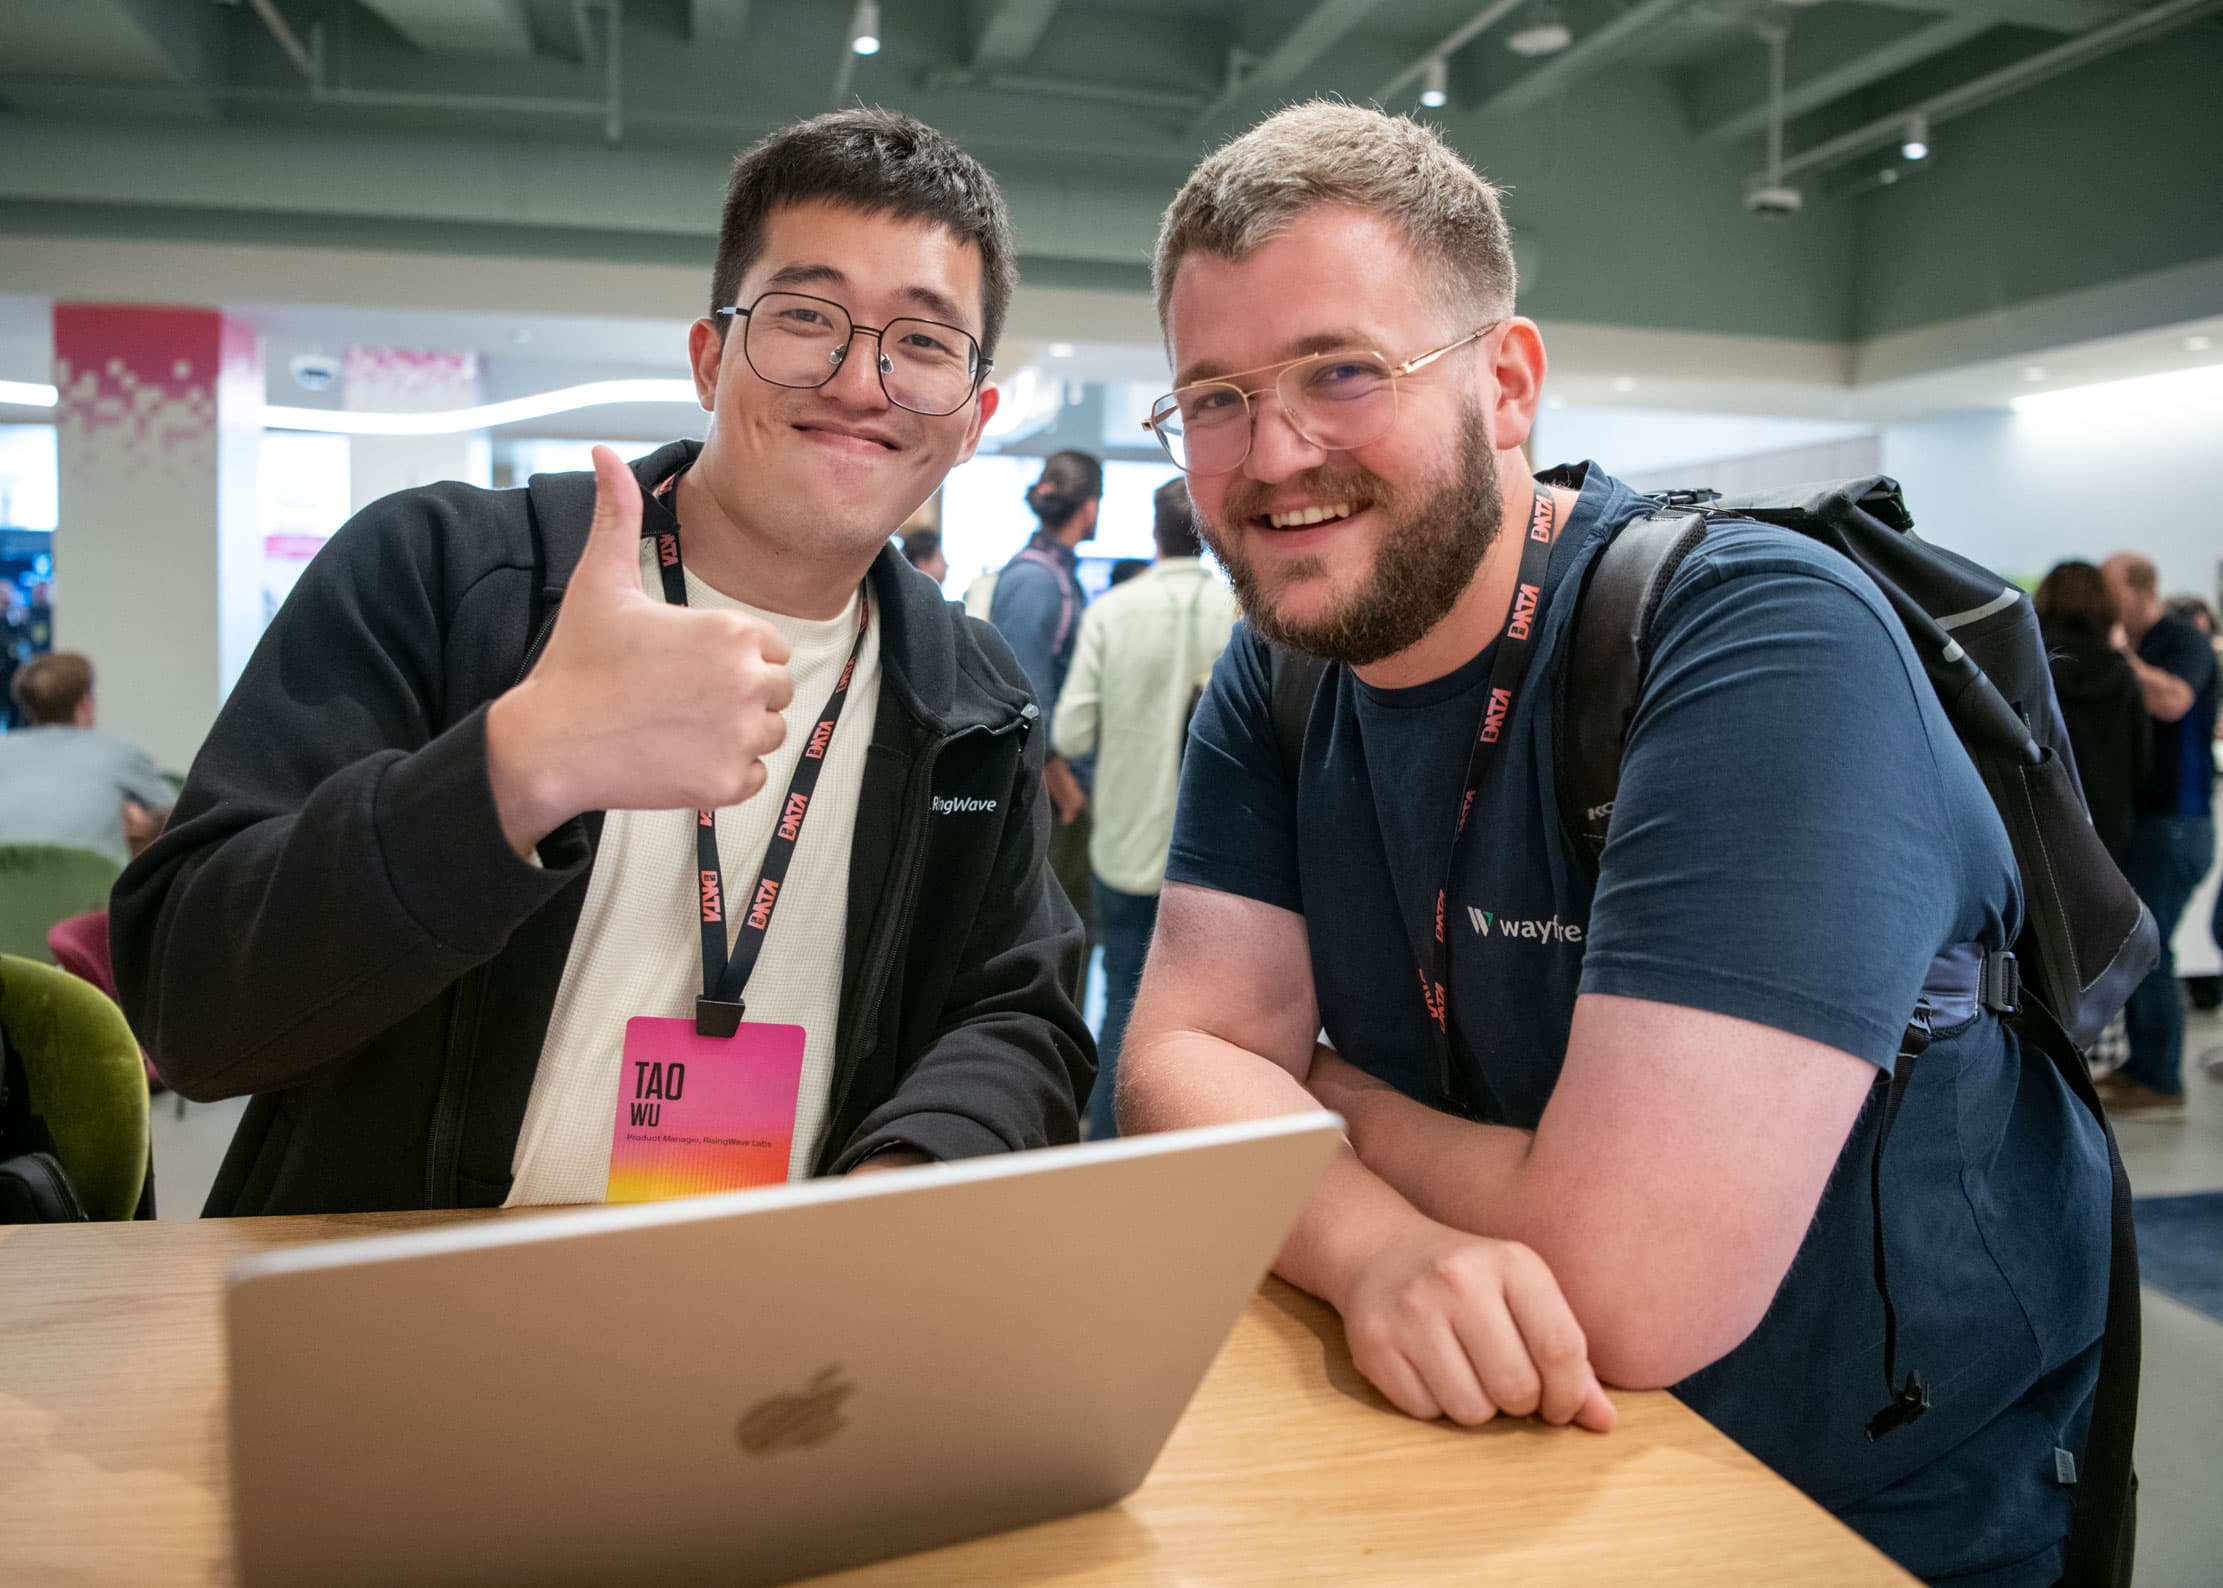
[711,109,1019,362]
[12,650,93,726]
[1025,451,1103,531]
[1153,476,1202,558]
[900,528,942,568]
[2035,560,2118,641]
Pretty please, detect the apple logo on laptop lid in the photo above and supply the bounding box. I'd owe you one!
[737,1366,855,1456]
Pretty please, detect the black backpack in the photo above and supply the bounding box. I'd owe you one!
[1268,475,2154,1588]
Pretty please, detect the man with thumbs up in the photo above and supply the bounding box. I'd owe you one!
[111,110,1094,1216]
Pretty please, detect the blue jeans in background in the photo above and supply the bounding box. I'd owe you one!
[1086,879,1161,1139]
[2121,814,2216,1096]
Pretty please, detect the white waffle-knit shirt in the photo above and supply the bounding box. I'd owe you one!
[505,544,880,1206]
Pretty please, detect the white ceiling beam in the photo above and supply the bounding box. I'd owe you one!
[1698,10,2003,144]
[970,0,1064,71]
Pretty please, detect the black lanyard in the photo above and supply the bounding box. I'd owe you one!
[1419,488,1560,1112]
[647,468,871,1039]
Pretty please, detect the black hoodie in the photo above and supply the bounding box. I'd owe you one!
[111,441,1094,1215]
[2042,618,2150,864]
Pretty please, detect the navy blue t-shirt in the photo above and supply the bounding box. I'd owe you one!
[1167,464,2110,1586]
[2135,609,2219,819]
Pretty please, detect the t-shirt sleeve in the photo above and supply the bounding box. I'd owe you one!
[1576,541,1987,1066]
[1163,626,1305,914]
[2147,616,2218,694]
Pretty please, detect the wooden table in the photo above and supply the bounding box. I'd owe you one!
[0,1214,1912,1586]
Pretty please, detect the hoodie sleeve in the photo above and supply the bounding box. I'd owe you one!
[109,487,580,1101]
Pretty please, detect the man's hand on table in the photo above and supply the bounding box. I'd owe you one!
[1305,1048,1613,1434]
[1327,1207,1616,1433]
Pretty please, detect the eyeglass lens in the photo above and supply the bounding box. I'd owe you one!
[743,292,981,416]
[1152,353,1402,473]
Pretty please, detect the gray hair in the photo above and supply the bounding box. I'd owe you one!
[1153,101,1517,327]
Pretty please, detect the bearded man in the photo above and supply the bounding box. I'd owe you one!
[1119,103,2109,1588]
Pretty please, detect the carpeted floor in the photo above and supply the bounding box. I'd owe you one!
[2133,1191,2223,1326]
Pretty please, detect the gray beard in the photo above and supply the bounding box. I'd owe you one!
[1203,404,1502,668]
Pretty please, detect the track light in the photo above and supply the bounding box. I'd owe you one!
[1507,3,1573,58]
[849,0,880,56]
[1419,57,1448,108]
[1900,113,1929,162]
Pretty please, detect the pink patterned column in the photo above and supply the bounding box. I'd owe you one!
[53,305,263,772]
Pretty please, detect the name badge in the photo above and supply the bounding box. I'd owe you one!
[607,1017,805,1203]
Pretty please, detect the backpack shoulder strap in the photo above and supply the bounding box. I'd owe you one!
[1266,642,1330,784]
[1554,510,1710,861]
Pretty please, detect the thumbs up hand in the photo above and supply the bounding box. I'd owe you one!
[486,447,796,855]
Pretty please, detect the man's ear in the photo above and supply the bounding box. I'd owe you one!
[687,318,726,412]
[951,382,1001,467]
[1487,319,1549,455]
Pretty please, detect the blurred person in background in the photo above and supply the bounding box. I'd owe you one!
[899,526,947,585]
[1053,477,1237,1136]
[1109,557,1150,589]
[0,651,173,865]
[2100,553,2219,1115]
[2035,560,2148,865]
[988,449,1102,987]
[2171,595,2223,1078]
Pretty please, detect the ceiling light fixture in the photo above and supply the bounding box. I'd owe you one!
[1507,3,1573,58]
[1900,113,1930,162]
[2021,366,2048,383]
[849,0,880,57]
[2188,334,2214,352]
[1612,376,1638,394]
[1419,58,1449,108]
[1047,342,1075,358]
[0,380,59,408]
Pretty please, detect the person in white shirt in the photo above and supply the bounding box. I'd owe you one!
[1052,478,1237,1135]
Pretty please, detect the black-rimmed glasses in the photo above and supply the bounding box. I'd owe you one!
[714,290,991,417]
[1143,325,1499,475]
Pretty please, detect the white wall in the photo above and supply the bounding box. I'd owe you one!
[1881,372,2223,600]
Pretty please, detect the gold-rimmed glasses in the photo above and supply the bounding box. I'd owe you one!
[1143,324,1499,475]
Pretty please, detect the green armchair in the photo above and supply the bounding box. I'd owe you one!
[0,954,151,1220]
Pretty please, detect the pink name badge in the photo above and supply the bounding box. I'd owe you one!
[606,1017,806,1204]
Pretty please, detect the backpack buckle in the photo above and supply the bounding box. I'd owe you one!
[1979,951,2020,1015]
[1652,488,1721,510]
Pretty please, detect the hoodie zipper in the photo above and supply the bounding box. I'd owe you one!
[818,707,1033,1167]
[426,600,563,1205]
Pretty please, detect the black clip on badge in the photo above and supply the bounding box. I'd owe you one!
[695,998,746,1040]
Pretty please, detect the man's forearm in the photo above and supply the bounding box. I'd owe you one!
[1120,1031,1437,1312]
[1332,1075,1534,1239]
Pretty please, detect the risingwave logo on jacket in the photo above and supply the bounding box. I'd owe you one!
[1466,907,1583,945]
[931,795,999,816]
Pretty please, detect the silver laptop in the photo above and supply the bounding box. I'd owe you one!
[225,1113,1342,1587]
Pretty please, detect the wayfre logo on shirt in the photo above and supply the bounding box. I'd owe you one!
[1467,907,1583,945]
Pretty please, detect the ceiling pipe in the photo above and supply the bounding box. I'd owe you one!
[245,0,319,83]
[1370,0,1528,104]
[1777,0,2223,179]
[919,68,1207,114]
